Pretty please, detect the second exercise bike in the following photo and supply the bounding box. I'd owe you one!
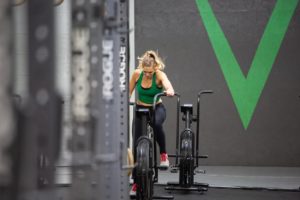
[166,90,213,192]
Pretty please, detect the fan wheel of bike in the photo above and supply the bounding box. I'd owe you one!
[136,140,153,200]
[179,138,194,187]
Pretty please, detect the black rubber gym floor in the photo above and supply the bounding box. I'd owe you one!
[153,185,300,200]
[1,185,299,200]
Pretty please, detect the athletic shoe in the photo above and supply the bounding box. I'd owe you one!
[160,153,169,168]
[130,183,137,196]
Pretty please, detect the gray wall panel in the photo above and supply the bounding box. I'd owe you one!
[135,0,300,166]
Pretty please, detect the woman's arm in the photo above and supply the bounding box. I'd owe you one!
[157,71,174,96]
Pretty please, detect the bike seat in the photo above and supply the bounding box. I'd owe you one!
[136,107,150,113]
[181,104,193,114]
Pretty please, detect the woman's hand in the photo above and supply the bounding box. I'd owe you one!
[165,89,174,96]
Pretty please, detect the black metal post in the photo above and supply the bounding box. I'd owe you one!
[196,90,213,167]
[16,1,61,200]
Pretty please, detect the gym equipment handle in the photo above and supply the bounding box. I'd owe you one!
[152,92,180,110]
[196,90,213,167]
[198,90,213,96]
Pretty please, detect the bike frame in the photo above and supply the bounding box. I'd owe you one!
[134,107,153,200]
[196,90,213,167]
[132,96,176,199]
[165,90,212,192]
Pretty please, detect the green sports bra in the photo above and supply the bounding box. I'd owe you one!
[136,72,163,104]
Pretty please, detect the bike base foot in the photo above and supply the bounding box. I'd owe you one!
[130,194,174,199]
[165,182,208,192]
[153,195,174,199]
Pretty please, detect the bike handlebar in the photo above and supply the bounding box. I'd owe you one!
[196,89,213,167]
[153,92,180,111]
[198,90,213,97]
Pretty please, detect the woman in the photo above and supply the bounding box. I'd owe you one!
[129,50,174,194]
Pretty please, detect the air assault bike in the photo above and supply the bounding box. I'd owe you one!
[165,90,213,192]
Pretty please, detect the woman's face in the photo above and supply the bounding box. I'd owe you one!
[143,66,155,79]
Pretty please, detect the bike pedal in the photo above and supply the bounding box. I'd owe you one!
[158,165,168,171]
[170,167,178,173]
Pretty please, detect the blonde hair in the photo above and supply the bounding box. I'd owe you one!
[137,50,165,70]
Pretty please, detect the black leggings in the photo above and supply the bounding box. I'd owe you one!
[133,103,167,161]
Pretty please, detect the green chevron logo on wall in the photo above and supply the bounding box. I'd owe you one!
[195,0,298,129]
